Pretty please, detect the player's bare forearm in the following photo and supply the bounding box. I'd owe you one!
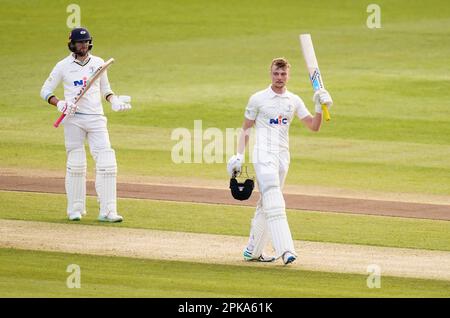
[237,118,254,154]
[237,133,249,155]
[301,113,322,132]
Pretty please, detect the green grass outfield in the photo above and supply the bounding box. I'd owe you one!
[1,248,449,297]
[1,191,449,251]
[1,0,450,195]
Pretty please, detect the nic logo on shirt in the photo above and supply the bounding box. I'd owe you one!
[73,77,88,87]
[269,115,288,125]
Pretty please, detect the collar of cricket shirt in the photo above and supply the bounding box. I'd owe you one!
[70,53,91,67]
[267,85,289,98]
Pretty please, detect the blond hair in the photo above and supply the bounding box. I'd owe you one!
[270,57,290,70]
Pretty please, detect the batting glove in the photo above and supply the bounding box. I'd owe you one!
[227,153,244,177]
[111,95,132,112]
[57,100,77,117]
[313,89,333,113]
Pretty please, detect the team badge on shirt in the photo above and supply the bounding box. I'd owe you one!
[73,77,88,87]
[269,115,288,125]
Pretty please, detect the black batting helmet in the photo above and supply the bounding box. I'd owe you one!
[229,166,255,201]
[230,177,254,201]
[68,27,93,53]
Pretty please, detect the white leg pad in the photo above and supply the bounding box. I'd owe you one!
[95,148,117,217]
[263,188,296,259]
[66,147,87,215]
[246,198,271,258]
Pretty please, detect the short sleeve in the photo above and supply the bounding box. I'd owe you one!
[244,95,259,120]
[294,95,311,119]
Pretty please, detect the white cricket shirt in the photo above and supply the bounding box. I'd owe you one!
[245,86,311,153]
[40,53,114,115]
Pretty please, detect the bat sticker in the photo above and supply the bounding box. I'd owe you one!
[310,70,323,91]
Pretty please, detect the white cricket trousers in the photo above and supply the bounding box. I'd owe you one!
[246,148,297,259]
[63,114,111,157]
[62,114,117,216]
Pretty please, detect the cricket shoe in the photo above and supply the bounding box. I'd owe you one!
[68,212,82,221]
[282,252,297,265]
[98,212,123,223]
[243,248,275,262]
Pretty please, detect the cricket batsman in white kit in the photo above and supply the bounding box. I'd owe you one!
[227,58,333,264]
[40,27,132,222]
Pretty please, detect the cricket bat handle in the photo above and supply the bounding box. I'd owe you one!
[53,113,66,128]
[322,104,331,121]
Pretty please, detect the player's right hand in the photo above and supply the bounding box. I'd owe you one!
[227,154,243,177]
[57,100,77,117]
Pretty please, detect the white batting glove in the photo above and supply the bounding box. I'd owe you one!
[227,153,244,177]
[111,95,132,112]
[57,100,77,117]
[313,89,333,113]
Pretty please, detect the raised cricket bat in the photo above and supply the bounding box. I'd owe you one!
[299,34,331,121]
[53,58,115,128]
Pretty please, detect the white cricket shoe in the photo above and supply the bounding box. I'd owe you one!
[68,212,82,221]
[243,248,275,262]
[98,212,123,223]
[282,252,297,265]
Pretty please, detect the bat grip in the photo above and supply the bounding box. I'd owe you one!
[53,113,66,128]
[322,104,331,121]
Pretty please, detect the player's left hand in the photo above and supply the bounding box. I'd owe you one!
[313,89,333,112]
[111,95,132,112]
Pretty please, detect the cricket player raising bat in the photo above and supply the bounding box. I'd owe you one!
[227,58,332,264]
[40,27,132,222]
